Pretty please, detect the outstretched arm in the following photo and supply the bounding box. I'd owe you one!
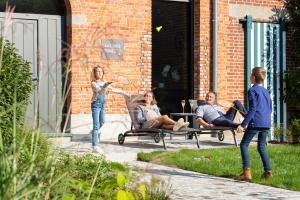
[196,117,214,128]
[108,87,128,96]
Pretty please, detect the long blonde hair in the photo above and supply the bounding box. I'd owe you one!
[91,65,104,82]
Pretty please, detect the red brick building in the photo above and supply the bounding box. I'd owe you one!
[1,0,294,138]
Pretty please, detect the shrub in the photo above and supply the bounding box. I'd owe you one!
[289,118,300,144]
[0,129,53,199]
[0,37,32,147]
[52,153,172,200]
[284,0,300,23]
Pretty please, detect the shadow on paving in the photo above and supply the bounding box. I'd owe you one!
[102,138,236,150]
[131,163,237,182]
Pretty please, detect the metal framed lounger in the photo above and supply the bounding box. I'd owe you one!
[117,126,200,150]
[192,126,238,147]
[118,94,200,150]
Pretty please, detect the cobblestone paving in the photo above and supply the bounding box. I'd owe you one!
[49,136,300,200]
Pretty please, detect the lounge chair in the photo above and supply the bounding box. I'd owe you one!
[193,126,238,147]
[117,94,201,150]
[191,99,238,146]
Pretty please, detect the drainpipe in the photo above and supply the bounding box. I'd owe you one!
[213,0,218,95]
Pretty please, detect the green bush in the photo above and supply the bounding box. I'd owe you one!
[284,0,300,23]
[51,153,172,200]
[289,118,300,144]
[0,129,53,199]
[0,37,32,147]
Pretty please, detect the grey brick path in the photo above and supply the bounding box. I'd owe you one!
[49,136,300,200]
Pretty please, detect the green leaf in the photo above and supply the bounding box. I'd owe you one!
[62,193,76,200]
[117,190,127,200]
[139,184,146,200]
[126,192,135,200]
[117,173,126,186]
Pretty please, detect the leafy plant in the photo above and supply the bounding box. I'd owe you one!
[272,123,288,142]
[284,0,300,23]
[0,37,32,147]
[289,118,300,144]
[0,128,56,199]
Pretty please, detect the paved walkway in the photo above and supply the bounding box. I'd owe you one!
[49,135,300,200]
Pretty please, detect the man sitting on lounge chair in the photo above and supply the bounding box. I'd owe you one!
[196,91,247,128]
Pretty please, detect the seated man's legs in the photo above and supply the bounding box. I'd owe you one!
[212,116,239,128]
[224,100,246,121]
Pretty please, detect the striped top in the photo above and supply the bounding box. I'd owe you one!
[196,104,225,123]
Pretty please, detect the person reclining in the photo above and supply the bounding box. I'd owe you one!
[136,91,189,131]
[196,91,247,128]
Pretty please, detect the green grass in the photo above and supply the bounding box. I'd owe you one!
[137,145,300,191]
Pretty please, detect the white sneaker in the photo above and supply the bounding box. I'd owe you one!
[177,118,184,124]
[173,118,185,131]
[92,146,103,154]
[178,122,190,130]
[173,121,181,131]
[173,119,189,131]
[183,122,190,128]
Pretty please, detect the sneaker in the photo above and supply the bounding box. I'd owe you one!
[92,146,103,154]
[173,118,190,131]
[177,118,184,124]
[262,171,273,179]
[183,122,190,127]
[173,121,181,131]
[178,122,190,130]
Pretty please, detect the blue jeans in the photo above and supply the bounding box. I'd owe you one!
[240,128,272,172]
[91,94,106,147]
[213,100,246,128]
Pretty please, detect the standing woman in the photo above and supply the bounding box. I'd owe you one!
[236,67,273,181]
[91,65,125,153]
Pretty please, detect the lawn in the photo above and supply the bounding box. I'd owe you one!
[137,145,300,191]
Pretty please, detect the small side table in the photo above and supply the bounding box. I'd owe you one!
[170,112,196,123]
[170,113,196,140]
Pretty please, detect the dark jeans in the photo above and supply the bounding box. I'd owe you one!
[212,100,246,128]
[240,128,272,172]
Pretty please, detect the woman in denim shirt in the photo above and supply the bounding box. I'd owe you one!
[91,65,126,153]
[136,91,189,131]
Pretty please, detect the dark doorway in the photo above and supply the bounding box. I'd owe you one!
[152,0,193,114]
[0,0,65,15]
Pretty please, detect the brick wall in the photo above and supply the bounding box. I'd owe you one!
[197,0,284,103]
[195,0,211,99]
[225,0,284,103]
[68,0,151,115]
[66,0,294,117]
[286,25,300,118]
[229,0,282,7]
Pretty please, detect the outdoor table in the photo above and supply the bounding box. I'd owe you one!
[170,112,196,139]
[170,112,196,123]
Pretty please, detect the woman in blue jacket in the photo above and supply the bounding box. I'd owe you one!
[236,67,273,181]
